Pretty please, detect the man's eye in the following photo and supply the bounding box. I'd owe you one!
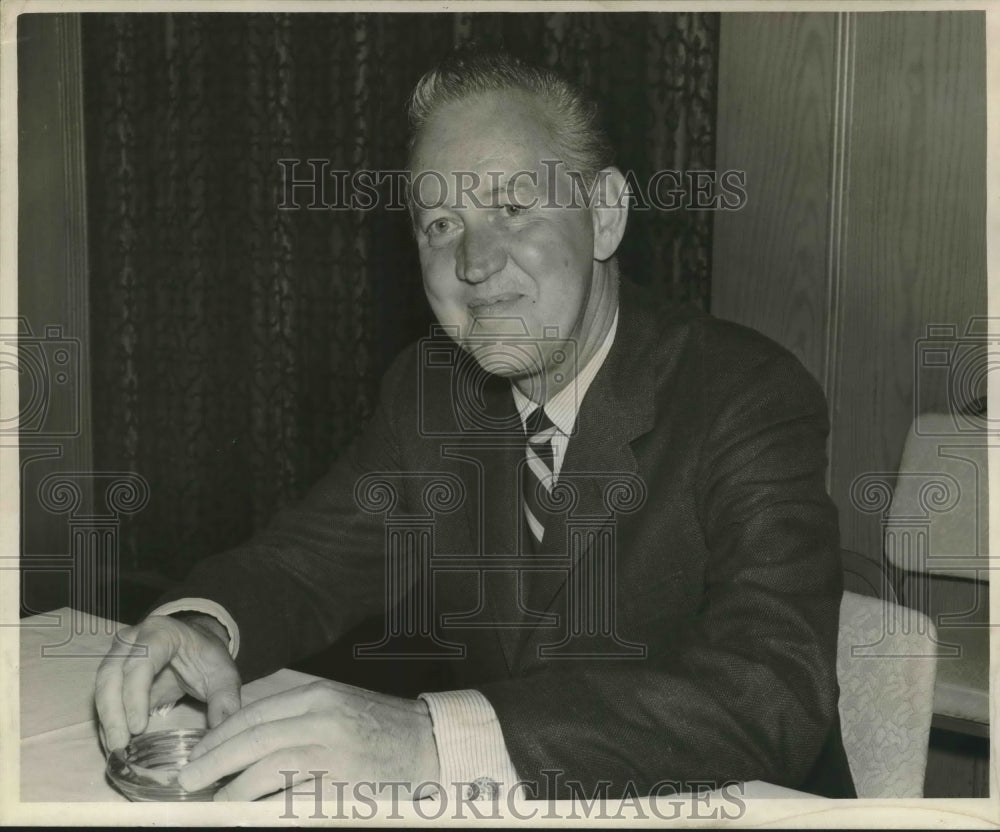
[501,204,526,218]
[426,217,458,236]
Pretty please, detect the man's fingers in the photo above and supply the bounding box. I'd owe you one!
[205,662,243,729]
[178,716,320,792]
[148,670,184,712]
[120,626,178,734]
[95,614,242,760]
[95,620,181,750]
[191,685,317,760]
[95,652,129,752]
[210,745,331,802]
[121,656,155,735]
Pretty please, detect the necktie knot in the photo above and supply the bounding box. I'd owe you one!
[525,406,555,438]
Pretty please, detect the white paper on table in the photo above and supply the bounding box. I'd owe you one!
[20,608,324,802]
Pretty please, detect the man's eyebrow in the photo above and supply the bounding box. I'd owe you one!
[412,206,450,217]
[488,181,539,196]
[409,180,540,214]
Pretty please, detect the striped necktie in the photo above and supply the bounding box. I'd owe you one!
[522,407,559,553]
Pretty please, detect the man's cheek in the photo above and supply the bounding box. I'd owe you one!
[425,296,469,338]
[511,236,580,286]
[422,265,457,306]
[419,248,457,283]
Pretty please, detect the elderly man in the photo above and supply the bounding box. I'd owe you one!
[95,51,855,801]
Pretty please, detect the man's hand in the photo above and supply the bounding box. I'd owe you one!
[95,614,242,754]
[177,679,440,801]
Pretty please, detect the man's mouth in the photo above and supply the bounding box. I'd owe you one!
[469,292,521,315]
[467,293,523,315]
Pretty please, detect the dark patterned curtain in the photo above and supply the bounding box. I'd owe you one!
[82,12,718,588]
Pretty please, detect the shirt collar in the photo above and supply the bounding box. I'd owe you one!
[511,308,620,435]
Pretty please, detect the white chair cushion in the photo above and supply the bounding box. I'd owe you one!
[837,592,937,797]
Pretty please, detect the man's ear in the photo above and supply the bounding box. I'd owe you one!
[591,167,629,262]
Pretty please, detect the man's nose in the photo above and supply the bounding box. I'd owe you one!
[456,226,507,284]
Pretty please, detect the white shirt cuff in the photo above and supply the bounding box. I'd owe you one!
[418,689,522,801]
[149,597,241,659]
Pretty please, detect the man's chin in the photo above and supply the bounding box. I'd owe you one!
[465,313,536,340]
[461,341,544,381]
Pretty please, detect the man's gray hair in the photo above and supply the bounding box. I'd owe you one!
[407,50,614,185]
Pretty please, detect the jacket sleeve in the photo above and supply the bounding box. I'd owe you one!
[152,348,416,683]
[476,351,843,798]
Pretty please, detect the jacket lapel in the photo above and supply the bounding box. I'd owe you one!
[440,288,663,673]
[445,358,529,673]
[516,295,658,665]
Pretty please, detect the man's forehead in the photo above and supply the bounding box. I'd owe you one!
[410,90,556,169]
[416,149,549,184]
[406,90,587,211]
[409,163,574,212]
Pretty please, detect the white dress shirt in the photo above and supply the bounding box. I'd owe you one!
[152,308,620,800]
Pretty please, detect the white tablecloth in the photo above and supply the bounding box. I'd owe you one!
[19,607,810,804]
[19,608,323,802]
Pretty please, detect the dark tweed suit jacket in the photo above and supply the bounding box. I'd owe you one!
[159,280,855,799]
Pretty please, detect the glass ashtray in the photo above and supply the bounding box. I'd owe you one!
[106,728,230,801]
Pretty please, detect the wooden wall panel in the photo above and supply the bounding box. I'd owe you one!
[712,12,837,385]
[828,11,987,558]
[712,10,988,796]
[712,11,986,563]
